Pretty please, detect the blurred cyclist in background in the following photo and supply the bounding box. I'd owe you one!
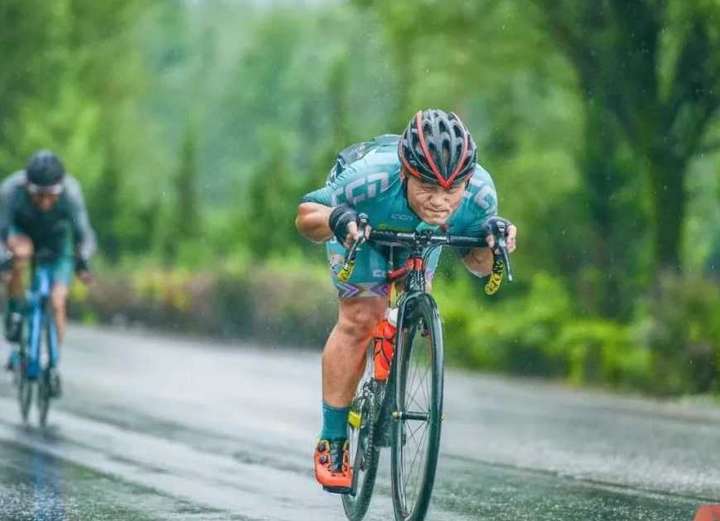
[0,150,96,394]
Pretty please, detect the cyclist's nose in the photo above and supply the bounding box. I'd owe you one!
[428,192,449,209]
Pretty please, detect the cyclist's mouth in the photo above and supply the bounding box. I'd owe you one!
[427,208,449,218]
[423,211,450,224]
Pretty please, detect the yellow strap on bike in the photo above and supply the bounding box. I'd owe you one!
[337,259,356,283]
[348,410,362,429]
[484,257,505,295]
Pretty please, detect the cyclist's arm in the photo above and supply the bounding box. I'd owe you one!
[458,167,499,278]
[296,202,334,243]
[65,176,97,261]
[297,161,375,243]
[0,172,25,244]
[462,247,494,277]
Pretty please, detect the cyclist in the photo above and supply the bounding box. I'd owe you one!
[295,109,517,493]
[0,150,96,395]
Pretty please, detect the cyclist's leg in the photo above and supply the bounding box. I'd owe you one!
[423,246,442,292]
[5,232,32,345]
[323,239,390,408]
[49,256,74,346]
[45,257,72,397]
[6,232,32,299]
[315,240,389,491]
[323,297,386,404]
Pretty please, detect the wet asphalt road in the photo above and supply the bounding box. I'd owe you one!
[0,326,717,520]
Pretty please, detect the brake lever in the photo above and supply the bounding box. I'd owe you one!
[337,213,369,282]
[493,221,513,282]
[484,222,514,295]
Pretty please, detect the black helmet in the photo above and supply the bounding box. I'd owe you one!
[26,150,65,190]
[399,109,477,189]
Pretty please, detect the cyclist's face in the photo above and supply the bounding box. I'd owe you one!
[405,175,467,225]
[30,192,60,212]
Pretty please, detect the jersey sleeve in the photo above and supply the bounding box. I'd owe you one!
[0,172,26,240]
[456,166,499,250]
[65,176,97,260]
[301,161,392,210]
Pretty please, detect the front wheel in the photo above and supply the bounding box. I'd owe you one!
[390,294,444,521]
[37,369,51,427]
[17,349,32,424]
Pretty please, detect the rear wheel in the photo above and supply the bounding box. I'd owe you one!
[342,349,381,521]
[390,294,444,521]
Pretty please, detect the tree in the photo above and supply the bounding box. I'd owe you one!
[533,0,720,274]
[161,123,202,262]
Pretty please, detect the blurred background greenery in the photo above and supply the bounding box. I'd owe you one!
[2,0,720,396]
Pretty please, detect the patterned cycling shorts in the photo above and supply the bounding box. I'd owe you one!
[325,238,441,299]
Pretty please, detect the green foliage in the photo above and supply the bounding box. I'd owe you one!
[639,275,720,395]
[71,259,336,346]
[436,271,652,390]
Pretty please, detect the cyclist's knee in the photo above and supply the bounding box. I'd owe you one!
[51,286,68,314]
[337,298,386,343]
[7,236,33,265]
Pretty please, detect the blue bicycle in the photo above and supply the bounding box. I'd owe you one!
[10,255,62,426]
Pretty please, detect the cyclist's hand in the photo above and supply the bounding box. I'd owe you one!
[484,217,517,253]
[344,219,372,249]
[329,204,370,248]
[77,270,93,285]
[75,258,94,285]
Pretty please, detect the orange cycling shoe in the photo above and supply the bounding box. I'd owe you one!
[314,439,352,494]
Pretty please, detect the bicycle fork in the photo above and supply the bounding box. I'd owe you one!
[26,271,59,380]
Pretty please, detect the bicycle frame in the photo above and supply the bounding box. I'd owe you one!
[25,264,59,380]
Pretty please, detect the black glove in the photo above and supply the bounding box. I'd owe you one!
[482,216,513,249]
[328,204,359,245]
[75,257,90,274]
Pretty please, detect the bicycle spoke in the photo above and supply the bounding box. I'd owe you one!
[406,343,431,415]
[402,420,428,509]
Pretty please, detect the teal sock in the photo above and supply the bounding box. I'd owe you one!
[320,402,350,441]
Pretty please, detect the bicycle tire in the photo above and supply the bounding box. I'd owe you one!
[342,351,381,520]
[17,346,32,424]
[18,380,33,424]
[37,369,50,427]
[37,299,56,427]
[390,293,444,521]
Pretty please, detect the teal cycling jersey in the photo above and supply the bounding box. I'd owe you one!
[0,171,97,261]
[302,135,499,298]
[302,134,498,239]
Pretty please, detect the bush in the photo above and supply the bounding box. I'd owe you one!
[557,320,650,390]
[638,274,720,395]
[70,259,337,347]
[437,271,651,389]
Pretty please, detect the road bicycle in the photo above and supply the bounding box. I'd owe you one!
[340,216,512,521]
[9,254,63,427]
